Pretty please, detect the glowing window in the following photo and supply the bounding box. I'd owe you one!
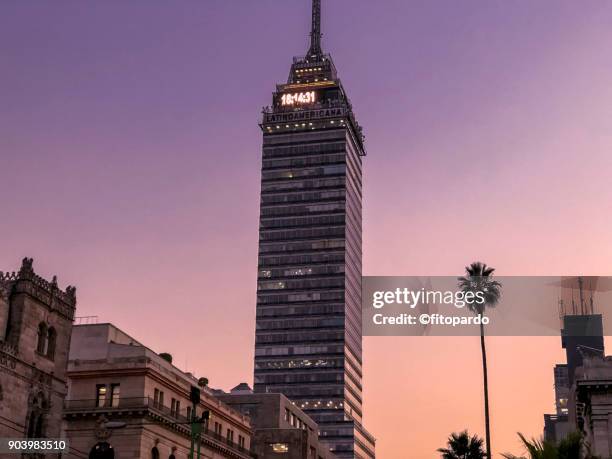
[271,443,289,453]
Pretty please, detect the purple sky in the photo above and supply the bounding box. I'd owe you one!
[2,1,612,457]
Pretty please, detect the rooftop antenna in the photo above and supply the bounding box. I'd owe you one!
[308,0,323,59]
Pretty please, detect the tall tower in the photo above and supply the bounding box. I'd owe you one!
[254,1,375,458]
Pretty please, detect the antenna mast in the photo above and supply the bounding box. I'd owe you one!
[308,0,323,58]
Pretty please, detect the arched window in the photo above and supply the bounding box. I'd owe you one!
[26,392,47,438]
[46,327,57,360]
[36,323,47,354]
[89,442,115,459]
[151,447,160,459]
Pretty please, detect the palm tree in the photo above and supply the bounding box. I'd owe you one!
[458,262,502,458]
[501,432,586,459]
[438,431,487,459]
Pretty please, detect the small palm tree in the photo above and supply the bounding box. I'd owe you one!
[501,432,585,459]
[438,431,487,459]
[458,262,502,459]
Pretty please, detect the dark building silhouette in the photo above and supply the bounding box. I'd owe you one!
[253,1,375,458]
[562,314,604,385]
[544,277,606,443]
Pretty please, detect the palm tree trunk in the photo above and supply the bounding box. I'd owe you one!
[480,320,492,458]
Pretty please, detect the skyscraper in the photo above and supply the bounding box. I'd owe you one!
[253,1,375,458]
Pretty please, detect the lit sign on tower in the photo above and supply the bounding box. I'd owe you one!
[280,91,317,106]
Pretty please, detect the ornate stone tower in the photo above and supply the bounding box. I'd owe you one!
[254,1,375,457]
[0,258,76,443]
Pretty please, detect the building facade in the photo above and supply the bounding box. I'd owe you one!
[543,364,571,443]
[543,285,605,444]
[63,323,253,459]
[253,1,375,458]
[218,385,336,459]
[0,257,76,448]
[570,353,612,457]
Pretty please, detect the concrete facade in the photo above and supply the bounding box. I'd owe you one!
[0,257,76,450]
[217,390,335,459]
[63,323,253,459]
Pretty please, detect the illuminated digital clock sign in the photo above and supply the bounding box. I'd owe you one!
[279,91,317,107]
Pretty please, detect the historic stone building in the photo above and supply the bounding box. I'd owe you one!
[570,353,612,457]
[63,323,253,459]
[0,257,76,442]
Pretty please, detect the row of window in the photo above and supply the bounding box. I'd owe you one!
[256,317,344,330]
[284,408,311,431]
[259,242,345,257]
[296,399,344,410]
[259,265,344,279]
[212,421,245,448]
[91,386,248,454]
[260,213,346,230]
[255,330,344,345]
[258,277,346,292]
[259,252,345,267]
[256,302,347,318]
[262,139,346,159]
[256,372,344,385]
[259,226,345,243]
[255,358,342,370]
[254,344,343,357]
[257,291,345,304]
[256,384,344,398]
[261,189,345,205]
[156,389,245,449]
[262,164,345,181]
[261,176,345,193]
[262,153,346,170]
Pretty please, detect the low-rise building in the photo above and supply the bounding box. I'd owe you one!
[0,258,76,449]
[63,323,253,459]
[217,386,336,459]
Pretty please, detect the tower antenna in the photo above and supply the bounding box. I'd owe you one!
[308,0,323,58]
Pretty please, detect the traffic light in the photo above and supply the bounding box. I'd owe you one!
[190,386,201,405]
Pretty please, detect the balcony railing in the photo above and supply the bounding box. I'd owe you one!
[64,397,251,456]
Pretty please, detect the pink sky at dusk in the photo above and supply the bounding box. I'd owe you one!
[2,1,612,457]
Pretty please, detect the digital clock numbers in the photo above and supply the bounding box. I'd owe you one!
[280,91,316,106]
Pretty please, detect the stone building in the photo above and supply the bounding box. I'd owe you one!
[217,386,336,459]
[0,257,76,444]
[63,323,253,459]
[570,352,612,457]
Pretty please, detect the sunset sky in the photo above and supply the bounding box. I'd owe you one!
[2,1,612,457]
